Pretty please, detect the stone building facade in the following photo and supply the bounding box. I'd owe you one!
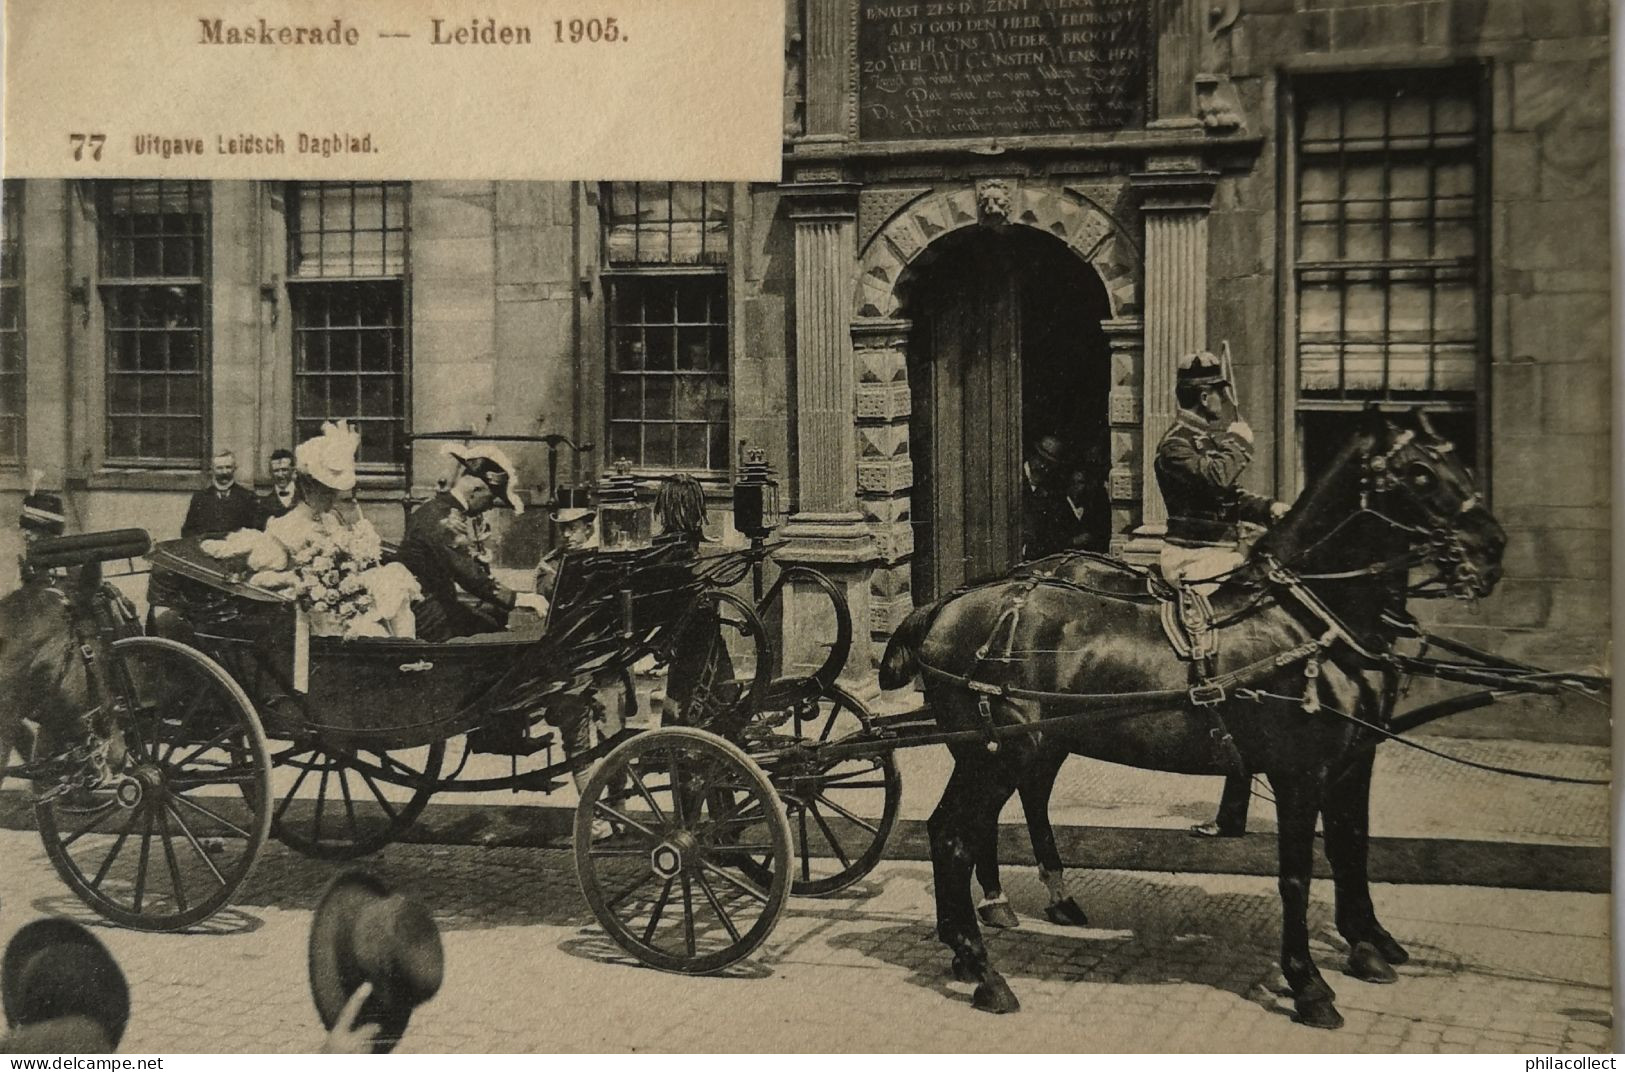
[0,0,1609,739]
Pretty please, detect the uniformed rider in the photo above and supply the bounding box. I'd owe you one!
[1154,349,1288,591]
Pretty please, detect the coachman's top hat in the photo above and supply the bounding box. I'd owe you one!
[309,870,443,1054]
[1176,349,1230,390]
[442,444,524,514]
[549,485,596,525]
[19,491,66,538]
[1,919,129,1053]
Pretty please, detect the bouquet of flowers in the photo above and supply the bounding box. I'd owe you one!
[287,519,385,634]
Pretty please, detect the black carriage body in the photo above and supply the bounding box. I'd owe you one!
[145,536,764,752]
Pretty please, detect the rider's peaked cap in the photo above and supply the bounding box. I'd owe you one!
[1,919,129,1048]
[1176,349,1229,389]
[309,869,443,1054]
[443,443,525,514]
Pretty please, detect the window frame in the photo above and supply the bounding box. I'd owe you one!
[1279,65,1492,498]
[96,179,213,471]
[285,181,413,475]
[0,180,25,467]
[600,182,734,477]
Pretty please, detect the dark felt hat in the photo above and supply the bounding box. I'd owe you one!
[1031,436,1065,467]
[1,920,129,1050]
[309,870,443,1055]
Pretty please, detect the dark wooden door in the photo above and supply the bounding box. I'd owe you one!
[910,238,1023,599]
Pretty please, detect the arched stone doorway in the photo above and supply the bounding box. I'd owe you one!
[899,226,1114,598]
[849,180,1144,638]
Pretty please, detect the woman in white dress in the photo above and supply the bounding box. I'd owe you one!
[201,422,419,639]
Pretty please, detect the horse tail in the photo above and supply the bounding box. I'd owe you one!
[879,600,943,690]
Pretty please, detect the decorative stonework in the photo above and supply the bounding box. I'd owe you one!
[855,181,1142,319]
[851,317,914,648]
[858,186,930,257]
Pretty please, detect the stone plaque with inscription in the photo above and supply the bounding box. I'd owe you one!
[857,0,1150,140]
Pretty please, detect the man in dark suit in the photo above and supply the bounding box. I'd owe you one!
[1020,435,1079,562]
[257,448,301,523]
[180,449,262,538]
[397,445,532,643]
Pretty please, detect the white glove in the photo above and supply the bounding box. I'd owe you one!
[1269,500,1289,521]
[1226,420,1255,445]
[513,592,550,616]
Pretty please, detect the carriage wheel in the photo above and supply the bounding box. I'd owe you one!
[256,740,446,860]
[574,727,791,974]
[739,685,901,896]
[667,591,772,733]
[36,637,272,932]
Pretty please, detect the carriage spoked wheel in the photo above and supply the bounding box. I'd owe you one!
[35,637,272,932]
[255,739,446,861]
[736,685,901,897]
[666,591,772,733]
[574,727,792,974]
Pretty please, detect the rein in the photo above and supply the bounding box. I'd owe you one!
[1234,687,1611,787]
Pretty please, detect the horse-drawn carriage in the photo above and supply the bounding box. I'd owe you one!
[5,527,901,974]
[2,411,1609,1022]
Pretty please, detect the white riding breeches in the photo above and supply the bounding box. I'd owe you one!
[1159,544,1245,596]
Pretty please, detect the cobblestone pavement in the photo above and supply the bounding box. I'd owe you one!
[0,830,1610,1053]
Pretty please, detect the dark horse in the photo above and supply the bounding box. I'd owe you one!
[0,568,128,798]
[880,410,1504,1027]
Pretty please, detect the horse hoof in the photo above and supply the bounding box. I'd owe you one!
[972,975,1021,1014]
[951,956,977,984]
[1043,897,1089,927]
[1372,932,1410,966]
[1294,996,1345,1030]
[978,902,1020,929]
[1348,941,1398,984]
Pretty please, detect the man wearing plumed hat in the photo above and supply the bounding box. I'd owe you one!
[397,444,535,643]
[1154,348,1288,838]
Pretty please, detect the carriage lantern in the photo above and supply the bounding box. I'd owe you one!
[597,458,653,551]
[732,446,780,540]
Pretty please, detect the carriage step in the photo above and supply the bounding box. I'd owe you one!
[468,728,556,757]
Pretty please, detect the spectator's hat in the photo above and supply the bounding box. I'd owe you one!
[443,443,524,514]
[1,919,129,1051]
[309,869,443,1054]
[1176,349,1229,389]
[19,492,66,538]
[1031,435,1065,468]
[296,420,361,493]
[550,485,596,525]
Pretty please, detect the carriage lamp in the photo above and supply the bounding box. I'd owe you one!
[598,458,652,552]
[732,446,780,540]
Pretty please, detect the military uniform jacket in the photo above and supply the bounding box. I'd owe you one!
[181,484,262,538]
[397,492,514,641]
[1154,413,1274,547]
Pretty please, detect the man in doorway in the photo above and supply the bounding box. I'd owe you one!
[181,449,262,538]
[1020,434,1078,561]
[257,448,301,523]
[1153,349,1288,838]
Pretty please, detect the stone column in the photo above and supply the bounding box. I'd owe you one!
[1101,316,1145,552]
[778,182,879,694]
[852,318,913,650]
[1125,163,1215,555]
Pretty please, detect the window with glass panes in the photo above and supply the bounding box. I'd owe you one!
[100,181,210,466]
[287,182,409,469]
[603,182,730,471]
[1293,69,1485,476]
[0,182,23,464]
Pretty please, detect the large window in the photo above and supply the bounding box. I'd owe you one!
[288,182,409,469]
[603,182,731,472]
[0,182,23,464]
[1292,69,1485,476]
[100,181,210,466]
